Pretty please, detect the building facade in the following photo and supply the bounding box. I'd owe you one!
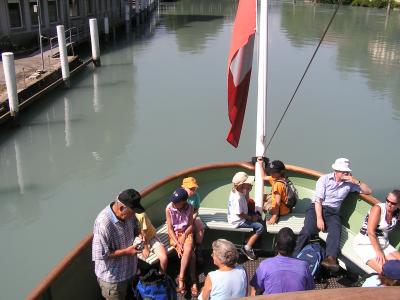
[0,0,131,49]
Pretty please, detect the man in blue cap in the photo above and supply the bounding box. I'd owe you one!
[92,189,144,300]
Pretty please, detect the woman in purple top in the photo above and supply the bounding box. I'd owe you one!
[165,188,198,296]
[250,227,315,295]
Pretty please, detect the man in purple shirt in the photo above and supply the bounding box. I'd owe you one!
[250,227,315,295]
[293,158,372,272]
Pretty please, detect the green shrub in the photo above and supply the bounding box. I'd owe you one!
[351,0,391,8]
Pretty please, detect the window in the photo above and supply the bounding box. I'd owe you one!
[84,0,93,15]
[69,0,79,17]
[48,0,58,22]
[29,0,40,25]
[8,0,23,28]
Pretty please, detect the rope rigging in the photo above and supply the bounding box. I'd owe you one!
[265,1,342,151]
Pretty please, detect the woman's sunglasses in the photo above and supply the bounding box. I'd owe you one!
[386,198,399,206]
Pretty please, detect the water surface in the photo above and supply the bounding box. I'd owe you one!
[1,1,400,298]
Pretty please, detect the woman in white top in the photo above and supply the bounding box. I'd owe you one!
[354,189,400,273]
[200,239,247,300]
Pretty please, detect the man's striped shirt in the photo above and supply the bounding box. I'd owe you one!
[92,203,138,283]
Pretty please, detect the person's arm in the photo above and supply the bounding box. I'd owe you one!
[183,206,194,238]
[249,267,264,296]
[93,224,138,259]
[268,193,281,225]
[140,230,150,258]
[109,245,138,258]
[314,200,325,232]
[201,274,212,300]
[238,212,258,221]
[166,207,180,247]
[343,174,372,195]
[367,205,386,265]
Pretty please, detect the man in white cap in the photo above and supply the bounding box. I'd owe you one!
[293,158,372,272]
[227,171,265,260]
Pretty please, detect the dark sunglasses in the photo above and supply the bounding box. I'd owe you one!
[386,198,399,206]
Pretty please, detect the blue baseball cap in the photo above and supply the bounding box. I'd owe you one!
[169,188,188,203]
[383,260,400,280]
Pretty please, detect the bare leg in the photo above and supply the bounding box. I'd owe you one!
[178,241,193,289]
[189,250,198,296]
[386,251,400,260]
[246,233,260,248]
[367,259,383,274]
[155,244,168,274]
[194,218,204,245]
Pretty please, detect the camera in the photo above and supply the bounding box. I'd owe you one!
[133,236,144,252]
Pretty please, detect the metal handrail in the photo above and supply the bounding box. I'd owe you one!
[42,26,79,58]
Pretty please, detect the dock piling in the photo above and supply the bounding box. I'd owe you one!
[56,25,70,88]
[125,2,130,23]
[89,18,101,67]
[1,52,19,119]
[104,16,110,42]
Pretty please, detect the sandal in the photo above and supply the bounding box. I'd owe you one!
[190,283,198,297]
[176,277,185,294]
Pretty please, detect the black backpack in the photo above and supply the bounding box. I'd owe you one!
[276,178,299,209]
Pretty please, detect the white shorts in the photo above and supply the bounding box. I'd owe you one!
[353,234,396,264]
[138,236,165,261]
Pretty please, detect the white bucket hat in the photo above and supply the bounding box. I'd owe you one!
[331,158,352,172]
[232,172,255,186]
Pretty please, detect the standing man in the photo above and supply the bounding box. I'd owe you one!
[92,189,144,300]
[293,158,372,272]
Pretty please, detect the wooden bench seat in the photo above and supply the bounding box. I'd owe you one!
[267,214,305,234]
[144,223,175,265]
[319,227,375,274]
[199,207,306,234]
[198,207,253,232]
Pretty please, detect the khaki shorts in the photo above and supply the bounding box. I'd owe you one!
[169,232,193,248]
[97,278,131,300]
[138,236,165,260]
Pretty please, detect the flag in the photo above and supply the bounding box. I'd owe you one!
[226,0,256,148]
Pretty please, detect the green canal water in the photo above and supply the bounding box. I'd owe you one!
[1,0,400,298]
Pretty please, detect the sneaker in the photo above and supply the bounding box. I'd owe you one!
[240,246,256,261]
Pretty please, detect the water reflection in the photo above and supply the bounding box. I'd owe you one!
[14,139,24,195]
[0,34,139,230]
[161,0,237,53]
[279,2,400,119]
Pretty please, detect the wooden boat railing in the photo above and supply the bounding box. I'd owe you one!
[26,161,380,300]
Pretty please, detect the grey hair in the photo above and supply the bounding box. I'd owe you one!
[212,239,238,267]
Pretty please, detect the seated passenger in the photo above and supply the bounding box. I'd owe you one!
[181,177,205,262]
[135,209,168,274]
[293,158,372,272]
[354,189,400,273]
[227,172,264,261]
[165,188,198,296]
[263,160,291,225]
[199,239,247,299]
[362,260,400,287]
[250,227,315,295]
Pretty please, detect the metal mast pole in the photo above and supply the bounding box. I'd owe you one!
[254,0,268,212]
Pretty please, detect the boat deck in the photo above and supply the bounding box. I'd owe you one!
[143,248,360,299]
